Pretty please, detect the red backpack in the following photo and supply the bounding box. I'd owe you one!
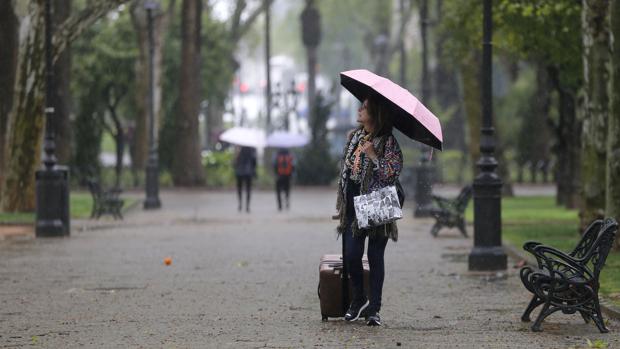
[276,154,293,176]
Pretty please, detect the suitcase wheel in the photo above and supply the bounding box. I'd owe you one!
[322,315,328,322]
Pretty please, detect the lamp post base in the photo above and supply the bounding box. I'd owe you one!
[144,161,161,210]
[413,162,433,217]
[468,246,507,271]
[144,197,161,209]
[35,166,70,237]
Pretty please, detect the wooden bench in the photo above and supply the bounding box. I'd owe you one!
[429,185,472,237]
[520,218,618,333]
[87,179,124,220]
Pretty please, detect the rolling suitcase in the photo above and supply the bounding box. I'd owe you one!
[318,254,370,321]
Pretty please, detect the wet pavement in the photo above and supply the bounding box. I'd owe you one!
[1,188,618,348]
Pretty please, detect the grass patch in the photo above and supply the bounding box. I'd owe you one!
[477,196,620,307]
[0,192,138,224]
[0,212,35,224]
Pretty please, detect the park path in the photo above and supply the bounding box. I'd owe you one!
[0,188,618,348]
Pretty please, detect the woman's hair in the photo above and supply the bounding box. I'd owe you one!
[366,93,393,138]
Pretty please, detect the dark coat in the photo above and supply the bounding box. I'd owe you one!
[336,127,403,241]
[234,147,257,177]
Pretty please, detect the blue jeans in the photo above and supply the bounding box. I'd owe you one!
[344,220,389,313]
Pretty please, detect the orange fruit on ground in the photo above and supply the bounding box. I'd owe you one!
[164,257,172,266]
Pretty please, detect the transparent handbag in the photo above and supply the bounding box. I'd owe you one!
[353,185,403,229]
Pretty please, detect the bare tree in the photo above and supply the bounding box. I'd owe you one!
[204,0,274,148]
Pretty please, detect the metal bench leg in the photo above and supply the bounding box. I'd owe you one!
[458,218,468,238]
[531,300,551,332]
[114,206,123,220]
[591,295,609,333]
[532,302,563,332]
[430,222,441,237]
[578,310,591,324]
[521,295,544,322]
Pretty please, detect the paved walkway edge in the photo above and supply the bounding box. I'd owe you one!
[503,242,620,320]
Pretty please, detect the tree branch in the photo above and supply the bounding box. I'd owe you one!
[233,0,274,43]
[388,0,414,59]
[53,0,130,62]
[229,0,247,41]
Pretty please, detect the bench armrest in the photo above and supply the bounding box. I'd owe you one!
[523,241,544,268]
[431,195,453,210]
[534,245,594,281]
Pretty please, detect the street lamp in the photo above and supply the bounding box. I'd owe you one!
[273,80,299,131]
[143,0,161,210]
[468,0,507,271]
[36,0,70,237]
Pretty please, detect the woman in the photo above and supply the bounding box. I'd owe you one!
[335,93,403,326]
[234,146,257,212]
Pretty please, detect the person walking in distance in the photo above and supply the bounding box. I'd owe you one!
[234,146,257,212]
[335,93,403,326]
[274,148,294,210]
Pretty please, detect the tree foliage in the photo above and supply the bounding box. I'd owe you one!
[71,8,136,183]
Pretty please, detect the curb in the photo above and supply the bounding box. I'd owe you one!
[503,242,620,320]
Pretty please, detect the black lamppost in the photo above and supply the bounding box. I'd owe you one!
[36,0,70,237]
[468,0,507,271]
[143,0,161,210]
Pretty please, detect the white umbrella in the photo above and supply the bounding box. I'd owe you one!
[266,131,310,148]
[219,127,266,148]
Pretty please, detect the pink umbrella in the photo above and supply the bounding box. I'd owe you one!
[340,69,443,150]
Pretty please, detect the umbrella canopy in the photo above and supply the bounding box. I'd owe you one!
[340,69,443,150]
[219,127,266,148]
[266,131,310,148]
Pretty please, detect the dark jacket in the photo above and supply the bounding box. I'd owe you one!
[336,127,403,241]
[234,147,257,177]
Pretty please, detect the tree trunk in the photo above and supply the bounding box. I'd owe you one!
[0,0,19,195]
[580,0,610,228]
[306,46,317,126]
[172,0,205,186]
[609,0,620,248]
[434,0,465,153]
[1,0,130,211]
[130,1,170,182]
[531,63,553,184]
[1,2,46,211]
[206,100,224,148]
[52,0,71,164]
[460,52,482,178]
[460,51,513,195]
[548,65,582,209]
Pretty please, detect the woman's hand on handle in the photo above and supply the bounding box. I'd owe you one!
[359,141,378,161]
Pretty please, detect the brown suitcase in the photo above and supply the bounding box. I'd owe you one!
[318,254,370,321]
